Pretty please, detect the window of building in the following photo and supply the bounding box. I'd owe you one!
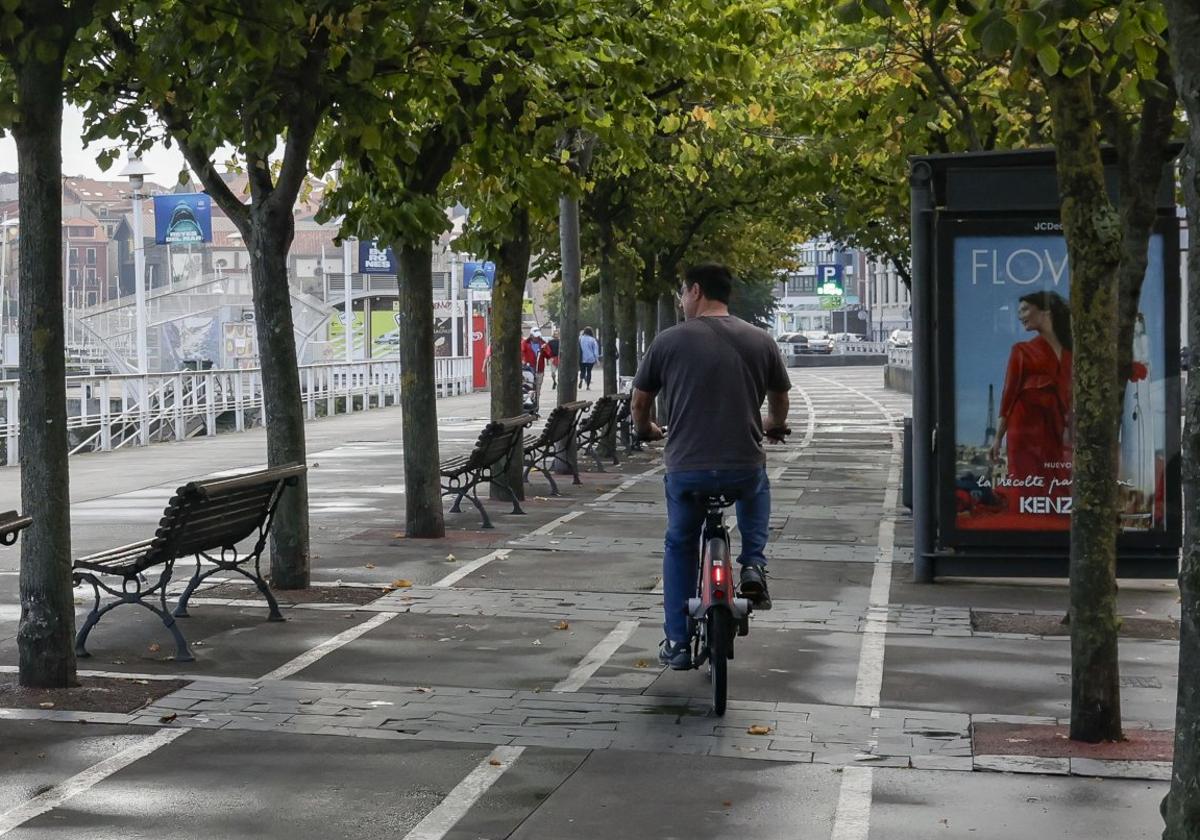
[86,268,97,285]
[86,247,96,265]
[69,268,78,287]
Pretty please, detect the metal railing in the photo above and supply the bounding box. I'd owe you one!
[835,341,888,356]
[0,356,473,466]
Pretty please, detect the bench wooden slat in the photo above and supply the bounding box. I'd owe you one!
[186,464,306,499]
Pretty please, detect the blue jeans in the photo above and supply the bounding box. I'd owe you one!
[662,467,770,642]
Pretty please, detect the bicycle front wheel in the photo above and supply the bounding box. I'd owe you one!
[708,607,731,715]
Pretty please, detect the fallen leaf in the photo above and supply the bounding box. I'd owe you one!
[38,702,54,709]
[134,679,149,685]
[634,659,649,668]
[414,687,432,693]
[311,462,320,468]
[446,554,457,563]
[392,533,406,539]
[110,659,125,665]
[365,563,376,570]
[555,620,570,631]
[389,579,413,589]
[722,801,733,808]
[148,643,161,653]
[488,758,502,766]
[159,713,178,723]
[532,639,542,646]
[747,725,772,736]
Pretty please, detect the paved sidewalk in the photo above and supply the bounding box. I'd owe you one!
[0,367,1181,839]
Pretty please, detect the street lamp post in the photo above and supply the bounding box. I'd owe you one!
[342,234,354,364]
[119,154,153,374]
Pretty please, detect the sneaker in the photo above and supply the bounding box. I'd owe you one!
[739,564,772,610]
[658,639,691,670]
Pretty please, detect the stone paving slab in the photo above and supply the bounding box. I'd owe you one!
[869,765,1167,838]
[496,749,842,840]
[6,727,493,840]
[287,612,617,691]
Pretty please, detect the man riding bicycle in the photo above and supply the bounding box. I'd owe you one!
[631,263,792,670]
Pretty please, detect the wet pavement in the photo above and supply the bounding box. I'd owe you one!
[0,368,1183,838]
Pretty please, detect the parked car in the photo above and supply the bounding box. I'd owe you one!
[804,331,834,354]
[829,332,864,344]
[775,332,809,355]
[887,329,913,349]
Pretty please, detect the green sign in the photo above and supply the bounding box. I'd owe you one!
[819,295,843,310]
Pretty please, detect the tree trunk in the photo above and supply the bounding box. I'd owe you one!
[555,194,581,473]
[1047,72,1124,743]
[1161,2,1200,832]
[640,299,657,351]
[618,280,638,379]
[657,293,674,334]
[1109,84,1177,403]
[246,206,310,589]
[490,210,530,502]
[597,221,618,455]
[397,239,445,537]
[15,56,76,688]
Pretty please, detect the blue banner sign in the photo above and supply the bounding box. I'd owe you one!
[815,264,844,297]
[462,261,496,290]
[153,194,213,244]
[358,240,397,275]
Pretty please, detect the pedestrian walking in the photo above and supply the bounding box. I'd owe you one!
[547,328,561,389]
[521,326,553,412]
[579,326,600,390]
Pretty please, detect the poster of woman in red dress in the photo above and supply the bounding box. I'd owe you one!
[988,291,1073,507]
[951,230,1168,535]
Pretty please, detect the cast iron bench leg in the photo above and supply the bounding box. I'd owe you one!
[466,483,494,529]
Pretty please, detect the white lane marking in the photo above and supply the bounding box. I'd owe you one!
[432,549,511,589]
[0,728,189,835]
[768,464,787,481]
[553,620,640,692]
[787,381,817,461]
[258,611,398,681]
[594,465,665,502]
[830,766,873,840]
[852,429,902,709]
[528,509,584,536]
[401,745,526,840]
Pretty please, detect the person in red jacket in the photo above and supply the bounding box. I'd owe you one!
[521,326,553,412]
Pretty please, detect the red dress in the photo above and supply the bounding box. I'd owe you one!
[998,336,1072,496]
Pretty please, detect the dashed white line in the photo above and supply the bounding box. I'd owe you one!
[852,429,902,709]
[401,745,526,840]
[553,620,641,692]
[0,728,189,835]
[432,549,511,588]
[594,465,665,502]
[528,509,585,536]
[258,611,398,681]
[829,766,873,840]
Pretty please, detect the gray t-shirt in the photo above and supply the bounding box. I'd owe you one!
[633,315,791,472]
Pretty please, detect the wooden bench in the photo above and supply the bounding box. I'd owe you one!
[441,415,534,529]
[0,511,32,546]
[523,400,590,495]
[72,464,306,662]
[577,395,621,472]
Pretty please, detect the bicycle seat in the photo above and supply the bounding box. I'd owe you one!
[683,490,741,507]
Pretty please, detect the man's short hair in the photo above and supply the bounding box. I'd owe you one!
[684,262,733,304]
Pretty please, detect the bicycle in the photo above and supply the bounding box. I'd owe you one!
[683,489,752,716]
[641,424,789,715]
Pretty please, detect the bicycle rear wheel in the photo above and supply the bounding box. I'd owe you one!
[708,607,731,715]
